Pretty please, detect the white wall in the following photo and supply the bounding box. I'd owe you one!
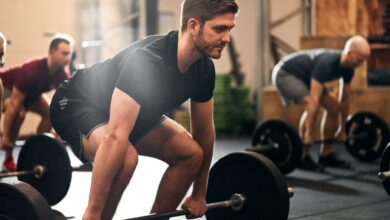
[0,0,77,66]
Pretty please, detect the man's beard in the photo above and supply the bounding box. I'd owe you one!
[193,30,222,59]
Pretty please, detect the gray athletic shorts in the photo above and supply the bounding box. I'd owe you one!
[271,65,309,106]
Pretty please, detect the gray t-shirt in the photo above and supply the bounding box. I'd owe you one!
[278,49,354,87]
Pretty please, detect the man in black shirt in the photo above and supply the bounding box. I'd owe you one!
[50,0,239,219]
[272,36,370,171]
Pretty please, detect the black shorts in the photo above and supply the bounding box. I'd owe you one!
[3,87,41,108]
[50,76,166,163]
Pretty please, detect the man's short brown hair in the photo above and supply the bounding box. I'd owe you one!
[180,0,239,32]
[49,33,74,53]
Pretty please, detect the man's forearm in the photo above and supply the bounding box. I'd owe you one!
[191,125,215,198]
[340,98,350,129]
[305,99,320,137]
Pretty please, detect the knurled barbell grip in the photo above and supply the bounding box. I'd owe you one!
[378,171,390,180]
[125,193,246,220]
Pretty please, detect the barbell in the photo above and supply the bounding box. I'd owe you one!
[247,111,390,174]
[126,193,246,220]
[0,133,93,205]
[0,151,294,220]
[378,143,390,197]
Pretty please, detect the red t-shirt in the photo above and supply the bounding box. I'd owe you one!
[0,56,70,106]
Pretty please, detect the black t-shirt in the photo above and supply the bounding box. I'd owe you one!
[66,31,215,120]
[279,49,354,87]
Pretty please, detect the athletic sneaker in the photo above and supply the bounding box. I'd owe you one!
[2,156,17,172]
[319,153,351,169]
[298,155,326,172]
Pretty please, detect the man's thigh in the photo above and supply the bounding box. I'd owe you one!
[136,117,198,163]
[82,124,107,161]
[319,92,339,113]
[27,96,49,116]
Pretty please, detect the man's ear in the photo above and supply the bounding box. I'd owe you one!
[346,50,354,59]
[188,18,200,36]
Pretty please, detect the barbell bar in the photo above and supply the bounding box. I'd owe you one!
[249,131,368,150]
[0,133,93,205]
[313,132,368,145]
[128,187,295,220]
[378,171,390,181]
[126,193,246,220]
[247,131,367,153]
[0,163,91,179]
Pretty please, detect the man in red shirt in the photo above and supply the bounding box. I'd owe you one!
[0,32,7,68]
[0,34,73,171]
[0,33,6,149]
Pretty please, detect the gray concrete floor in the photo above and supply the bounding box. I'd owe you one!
[1,137,390,219]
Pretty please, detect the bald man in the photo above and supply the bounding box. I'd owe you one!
[272,35,371,171]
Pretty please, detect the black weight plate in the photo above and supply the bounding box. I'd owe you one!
[52,209,67,220]
[17,134,72,205]
[206,152,290,220]
[251,119,303,174]
[380,144,390,196]
[0,181,55,220]
[345,112,389,162]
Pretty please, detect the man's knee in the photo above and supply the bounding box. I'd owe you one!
[123,147,138,173]
[17,108,27,121]
[165,132,204,167]
[35,106,51,119]
[298,95,311,107]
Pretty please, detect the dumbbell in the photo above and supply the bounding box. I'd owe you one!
[0,151,294,220]
[378,143,390,197]
[247,111,390,174]
[0,133,92,205]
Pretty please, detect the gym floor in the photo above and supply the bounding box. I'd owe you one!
[1,137,389,220]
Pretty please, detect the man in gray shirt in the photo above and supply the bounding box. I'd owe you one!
[272,36,370,171]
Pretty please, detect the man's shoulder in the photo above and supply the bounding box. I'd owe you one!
[314,49,341,63]
[23,56,46,65]
[21,56,47,70]
[136,31,178,64]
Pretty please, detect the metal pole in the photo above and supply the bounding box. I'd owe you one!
[302,0,312,35]
[255,0,271,120]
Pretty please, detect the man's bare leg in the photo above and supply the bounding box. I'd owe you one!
[318,93,350,168]
[319,94,340,156]
[298,95,318,159]
[136,118,204,216]
[28,97,52,134]
[299,110,310,159]
[82,125,139,220]
[2,103,25,159]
